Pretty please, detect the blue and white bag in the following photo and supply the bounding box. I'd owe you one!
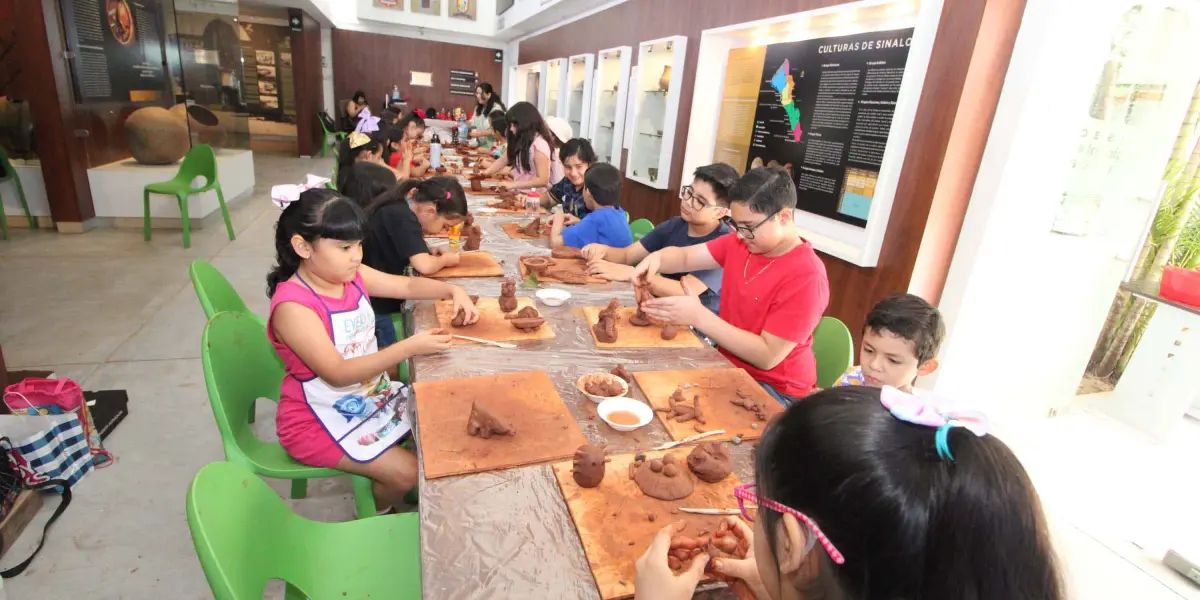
[0,414,94,489]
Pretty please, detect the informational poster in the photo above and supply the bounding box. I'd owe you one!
[714,28,913,228]
[449,69,478,96]
[60,0,169,104]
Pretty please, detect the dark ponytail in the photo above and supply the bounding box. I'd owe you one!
[267,188,367,298]
[367,176,468,218]
[336,133,383,191]
[342,162,398,209]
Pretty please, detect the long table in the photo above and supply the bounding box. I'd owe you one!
[408,191,752,599]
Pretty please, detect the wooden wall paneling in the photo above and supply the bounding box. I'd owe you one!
[520,0,1022,348]
[291,10,324,156]
[331,29,503,116]
[15,0,95,224]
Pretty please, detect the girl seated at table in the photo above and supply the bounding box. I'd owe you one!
[383,120,429,178]
[476,111,510,175]
[634,386,1063,600]
[480,101,563,190]
[337,132,401,190]
[267,188,479,514]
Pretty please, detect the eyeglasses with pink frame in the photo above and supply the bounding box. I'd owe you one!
[734,483,846,565]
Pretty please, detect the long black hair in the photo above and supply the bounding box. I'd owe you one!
[754,386,1063,600]
[489,110,508,137]
[336,132,383,191]
[367,176,468,218]
[474,82,504,118]
[342,162,397,209]
[505,101,556,173]
[267,189,367,297]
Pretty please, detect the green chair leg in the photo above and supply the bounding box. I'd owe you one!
[351,474,376,518]
[178,193,192,249]
[12,172,33,230]
[290,478,308,500]
[143,190,153,241]
[284,582,307,600]
[215,184,235,241]
[0,203,8,241]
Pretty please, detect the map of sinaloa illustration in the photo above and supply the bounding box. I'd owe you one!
[771,59,803,143]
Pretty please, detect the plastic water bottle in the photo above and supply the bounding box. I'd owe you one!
[430,133,442,170]
[391,85,400,105]
[525,191,540,214]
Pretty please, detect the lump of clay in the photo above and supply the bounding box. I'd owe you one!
[610,364,631,382]
[552,246,584,260]
[510,317,545,331]
[464,224,482,251]
[629,310,653,327]
[466,400,515,439]
[655,388,705,424]
[470,177,485,192]
[584,377,624,397]
[572,443,606,488]
[512,306,540,319]
[687,441,732,483]
[593,298,621,343]
[450,307,471,328]
[661,325,679,340]
[124,107,189,165]
[632,454,694,500]
[463,212,475,227]
[498,278,518,313]
[435,166,447,174]
[544,264,590,285]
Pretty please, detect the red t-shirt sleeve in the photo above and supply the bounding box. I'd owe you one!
[762,267,830,344]
[387,152,401,169]
[705,232,738,266]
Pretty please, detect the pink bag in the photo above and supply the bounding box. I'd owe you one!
[4,378,113,468]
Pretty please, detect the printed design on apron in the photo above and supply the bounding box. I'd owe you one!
[296,276,412,462]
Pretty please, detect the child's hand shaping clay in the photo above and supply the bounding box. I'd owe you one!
[710,517,769,600]
[634,521,708,600]
[450,290,480,325]
[401,328,452,356]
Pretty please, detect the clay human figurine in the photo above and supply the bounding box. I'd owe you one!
[610,364,631,383]
[498,278,519,313]
[593,298,621,343]
[630,453,694,501]
[730,388,768,421]
[466,400,516,439]
[470,176,485,192]
[463,224,482,251]
[686,441,732,483]
[571,443,607,488]
[655,387,705,423]
[630,272,659,327]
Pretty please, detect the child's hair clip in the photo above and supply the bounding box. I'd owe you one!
[270,174,331,209]
[879,386,988,461]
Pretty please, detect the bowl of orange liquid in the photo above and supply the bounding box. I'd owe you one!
[597,397,654,432]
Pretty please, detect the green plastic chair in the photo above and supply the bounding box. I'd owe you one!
[812,316,854,389]
[201,311,377,517]
[190,259,270,423]
[187,461,422,600]
[318,111,346,159]
[143,144,235,249]
[630,218,654,242]
[0,146,35,240]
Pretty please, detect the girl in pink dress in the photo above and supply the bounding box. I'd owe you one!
[479,101,564,190]
[267,188,479,513]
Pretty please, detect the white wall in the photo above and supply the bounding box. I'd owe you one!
[353,0,498,40]
[321,26,335,114]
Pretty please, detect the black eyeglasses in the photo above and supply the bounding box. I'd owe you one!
[679,185,719,212]
[730,209,781,240]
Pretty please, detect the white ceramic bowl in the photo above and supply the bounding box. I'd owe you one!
[576,373,629,403]
[597,397,654,432]
[536,288,572,307]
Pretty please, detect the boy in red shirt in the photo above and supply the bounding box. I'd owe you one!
[636,167,829,404]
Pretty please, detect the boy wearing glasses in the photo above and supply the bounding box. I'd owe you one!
[634,167,829,405]
[581,163,739,314]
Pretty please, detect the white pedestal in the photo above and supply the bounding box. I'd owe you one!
[1,162,51,218]
[87,149,255,223]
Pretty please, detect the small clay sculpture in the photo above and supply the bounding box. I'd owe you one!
[520,256,552,274]
[661,325,679,340]
[632,453,694,500]
[464,212,475,227]
[655,387,705,423]
[552,246,584,260]
[463,224,482,251]
[731,389,768,421]
[510,317,545,331]
[610,364,631,382]
[631,272,661,326]
[469,177,485,192]
[571,443,607,488]
[593,298,620,343]
[518,217,547,236]
[584,377,624,397]
[451,307,470,327]
[498,278,518,313]
[466,400,515,439]
[629,310,653,327]
[687,441,732,483]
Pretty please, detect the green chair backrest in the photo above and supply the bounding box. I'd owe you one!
[178,143,219,188]
[812,316,854,389]
[630,218,654,241]
[0,145,13,181]
[201,312,284,462]
[190,260,252,320]
[186,461,422,599]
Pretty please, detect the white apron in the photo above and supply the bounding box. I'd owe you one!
[298,278,411,462]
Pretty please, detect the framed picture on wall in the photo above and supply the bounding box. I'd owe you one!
[411,0,441,15]
[449,0,476,20]
[374,0,403,8]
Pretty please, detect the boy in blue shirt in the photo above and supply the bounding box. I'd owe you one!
[581,163,738,314]
[550,162,633,249]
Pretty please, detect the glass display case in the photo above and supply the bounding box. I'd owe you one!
[509,61,547,109]
[589,46,632,165]
[566,54,594,141]
[545,58,568,119]
[625,36,687,189]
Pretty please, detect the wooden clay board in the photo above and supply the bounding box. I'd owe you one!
[415,370,587,479]
[518,257,606,285]
[426,251,504,278]
[632,368,784,442]
[552,449,743,600]
[434,297,555,343]
[485,200,548,214]
[581,307,704,349]
[501,221,550,240]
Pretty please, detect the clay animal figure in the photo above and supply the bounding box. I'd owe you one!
[463,224,482,251]
[508,307,543,331]
[593,299,621,343]
[686,441,732,483]
[584,377,624,397]
[505,306,540,319]
[656,387,705,424]
[498,278,518,313]
[466,400,516,439]
[518,217,547,236]
[571,443,607,488]
[660,325,679,340]
[630,453,694,501]
[610,364,631,383]
[730,388,768,421]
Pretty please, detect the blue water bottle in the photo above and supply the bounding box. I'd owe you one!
[430,132,442,170]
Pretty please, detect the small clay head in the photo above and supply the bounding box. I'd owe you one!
[572,443,606,488]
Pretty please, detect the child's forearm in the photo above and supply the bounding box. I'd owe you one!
[402,277,461,301]
[693,311,779,370]
[323,343,413,387]
[648,275,687,298]
[655,246,692,275]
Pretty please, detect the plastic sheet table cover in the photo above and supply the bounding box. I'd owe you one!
[408,191,753,599]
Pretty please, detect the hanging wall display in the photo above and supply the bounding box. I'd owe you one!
[411,0,441,15]
[449,0,476,21]
[60,0,170,104]
[450,69,478,96]
[374,0,403,8]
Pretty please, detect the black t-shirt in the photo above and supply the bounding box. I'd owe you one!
[364,201,429,315]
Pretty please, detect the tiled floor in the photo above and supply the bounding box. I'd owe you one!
[0,154,1196,599]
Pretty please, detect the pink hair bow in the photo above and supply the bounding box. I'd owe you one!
[271,174,331,208]
[879,386,988,461]
[355,106,380,134]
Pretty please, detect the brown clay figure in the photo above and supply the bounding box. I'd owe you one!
[571,443,607,488]
[687,441,732,483]
[463,212,475,227]
[498,278,518,313]
[510,317,545,331]
[466,400,516,439]
[469,177,485,192]
[610,364,631,382]
[520,256,552,274]
[463,224,482,251]
[655,387,704,423]
[518,217,546,236]
[660,325,679,340]
[584,377,624,397]
[631,453,694,500]
[593,298,621,343]
[731,390,768,421]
